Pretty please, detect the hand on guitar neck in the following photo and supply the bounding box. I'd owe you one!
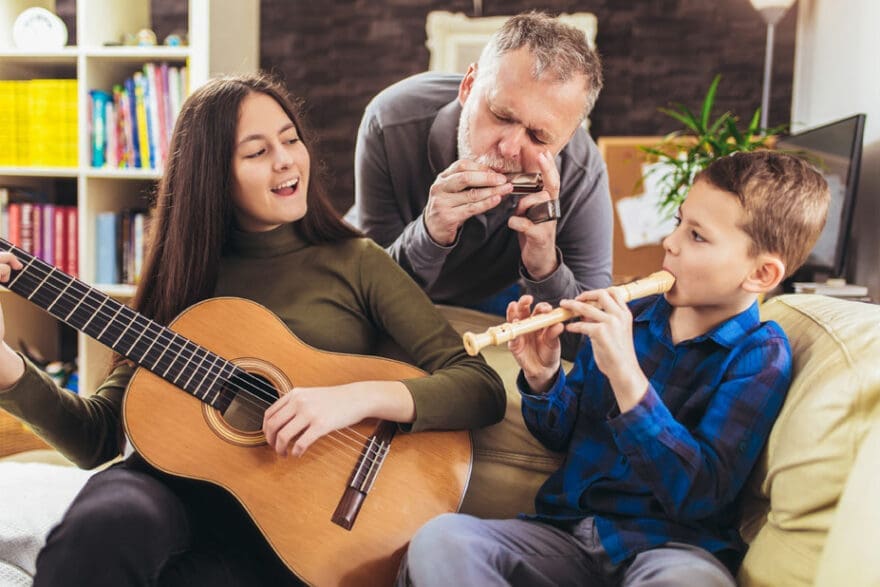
[0,251,26,389]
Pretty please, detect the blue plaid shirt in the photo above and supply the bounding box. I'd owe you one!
[519,294,791,568]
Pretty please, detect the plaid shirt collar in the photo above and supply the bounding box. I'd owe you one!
[634,295,761,349]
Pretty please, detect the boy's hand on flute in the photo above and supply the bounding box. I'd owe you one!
[506,295,563,394]
[561,287,649,412]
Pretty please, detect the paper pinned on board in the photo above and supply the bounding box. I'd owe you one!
[615,161,678,249]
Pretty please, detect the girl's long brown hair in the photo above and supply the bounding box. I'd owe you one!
[130,73,359,331]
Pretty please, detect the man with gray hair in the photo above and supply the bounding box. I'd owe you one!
[348,12,611,356]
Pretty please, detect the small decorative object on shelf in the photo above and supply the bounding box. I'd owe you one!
[164,32,188,47]
[12,7,68,51]
[136,28,158,47]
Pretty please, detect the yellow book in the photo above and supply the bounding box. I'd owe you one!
[133,71,151,169]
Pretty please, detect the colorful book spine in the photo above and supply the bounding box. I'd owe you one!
[53,206,66,274]
[41,204,55,265]
[7,203,21,246]
[124,77,141,168]
[134,72,154,169]
[95,212,119,284]
[90,89,111,168]
[19,203,34,253]
[0,187,8,240]
[65,207,77,277]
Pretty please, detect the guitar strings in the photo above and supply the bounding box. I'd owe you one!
[6,247,340,414]
[4,250,400,474]
[1,245,404,458]
[5,248,400,464]
[6,255,284,412]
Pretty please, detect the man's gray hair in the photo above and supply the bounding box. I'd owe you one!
[476,11,603,118]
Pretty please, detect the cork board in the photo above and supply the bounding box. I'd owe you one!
[598,136,668,283]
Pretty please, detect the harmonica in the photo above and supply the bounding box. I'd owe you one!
[504,172,559,224]
[506,172,543,195]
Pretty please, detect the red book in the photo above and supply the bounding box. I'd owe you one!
[19,203,34,253]
[7,203,21,246]
[65,206,78,277]
[41,204,55,265]
[53,206,67,273]
[32,204,43,260]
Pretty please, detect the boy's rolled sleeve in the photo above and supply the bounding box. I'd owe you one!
[519,367,579,452]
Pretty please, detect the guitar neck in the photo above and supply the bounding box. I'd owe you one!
[0,238,235,407]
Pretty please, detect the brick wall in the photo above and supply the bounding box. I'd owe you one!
[56,0,796,212]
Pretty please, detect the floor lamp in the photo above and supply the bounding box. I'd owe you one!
[750,0,797,131]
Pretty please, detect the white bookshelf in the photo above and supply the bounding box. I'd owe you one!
[0,0,259,392]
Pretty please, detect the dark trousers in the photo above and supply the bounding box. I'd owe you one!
[33,453,303,587]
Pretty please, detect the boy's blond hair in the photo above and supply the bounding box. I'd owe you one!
[695,150,830,277]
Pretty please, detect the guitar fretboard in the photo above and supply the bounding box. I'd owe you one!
[1,238,236,407]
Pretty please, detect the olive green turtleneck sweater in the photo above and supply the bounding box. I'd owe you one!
[0,224,505,469]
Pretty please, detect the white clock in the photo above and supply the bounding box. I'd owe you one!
[13,7,68,51]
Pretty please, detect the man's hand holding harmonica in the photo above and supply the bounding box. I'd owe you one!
[424,162,513,246]
[425,150,561,283]
[507,150,561,281]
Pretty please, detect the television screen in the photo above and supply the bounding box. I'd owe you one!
[775,114,866,279]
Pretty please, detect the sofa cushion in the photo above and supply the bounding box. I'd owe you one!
[738,294,880,586]
[0,461,94,582]
[436,305,564,518]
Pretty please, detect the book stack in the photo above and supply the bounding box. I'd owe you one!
[0,187,78,277]
[89,62,188,171]
[793,280,872,302]
[94,209,151,285]
[0,79,78,167]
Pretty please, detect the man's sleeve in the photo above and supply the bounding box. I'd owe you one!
[353,112,452,290]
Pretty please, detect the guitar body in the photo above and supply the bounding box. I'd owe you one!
[123,297,472,586]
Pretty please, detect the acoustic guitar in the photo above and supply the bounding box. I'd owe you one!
[0,237,472,586]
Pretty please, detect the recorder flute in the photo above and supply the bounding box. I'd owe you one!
[462,270,675,356]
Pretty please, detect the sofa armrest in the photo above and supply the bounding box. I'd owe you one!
[814,420,880,587]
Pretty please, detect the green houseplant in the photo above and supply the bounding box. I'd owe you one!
[641,75,784,215]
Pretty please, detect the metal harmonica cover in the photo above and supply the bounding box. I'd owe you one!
[505,172,543,195]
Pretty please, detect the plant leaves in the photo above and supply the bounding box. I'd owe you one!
[700,75,721,132]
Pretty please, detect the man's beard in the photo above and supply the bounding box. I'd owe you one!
[457,96,521,174]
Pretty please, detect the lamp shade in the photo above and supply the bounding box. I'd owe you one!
[750,0,796,25]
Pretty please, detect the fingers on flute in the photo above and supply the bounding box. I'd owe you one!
[506,295,534,322]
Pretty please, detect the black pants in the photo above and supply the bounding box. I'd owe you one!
[33,453,303,587]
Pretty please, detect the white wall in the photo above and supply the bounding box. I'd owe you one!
[792,0,880,298]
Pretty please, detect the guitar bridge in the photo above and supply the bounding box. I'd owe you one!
[331,422,394,530]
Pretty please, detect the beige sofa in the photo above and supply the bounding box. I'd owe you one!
[2,293,878,586]
[441,293,880,587]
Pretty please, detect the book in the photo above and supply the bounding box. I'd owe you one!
[793,281,869,298]
[124,77,141,168]
[41,204,54,265]
[95,212,119,284]
[0,187,8,239]
[53,205,66,274]
[65,206,78,277]
[19,202,34,253]
[89,89,111,167]
[7,202,21,246]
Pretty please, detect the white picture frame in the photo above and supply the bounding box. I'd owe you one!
[425,11,598,74]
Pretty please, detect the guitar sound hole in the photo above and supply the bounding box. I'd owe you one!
[219,372,280,433]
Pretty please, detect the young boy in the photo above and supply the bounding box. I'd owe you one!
[398,151,830,586]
